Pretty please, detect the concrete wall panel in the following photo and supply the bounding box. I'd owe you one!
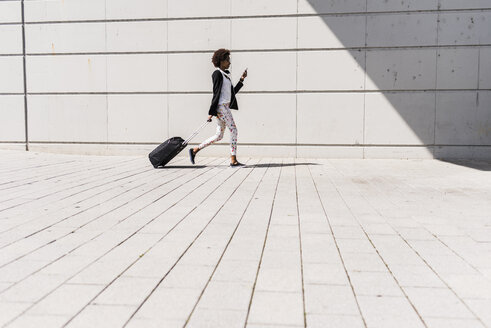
[298,0,366,14]
[298,15,365,49]
[107,95,168,143]
[365,93,435,145]
[232,0,297,16]
[367,13,437,47]
[364,146,434,159]
[298,50,365,91]
[168,0,229,18]
[234,94,297,144]
[435,92,491,145]
[435,146,491,160]
[28,95,107,142]
[0,1,21,23]
[26,23,105,54]
[297,146,364,158]
[27,55,106,93]
[167,53,216,92]
[0,25,22,55]
[106,0,167,20]
[25,0,105,22]
[366,49,436,90]
[439,12,491,45]
[439,0,491,10]
[476,91,491,145]
[106,21,167,52]
[0,57,24,93]
[297,93,364,144]
[0,96,24,142]
[367,0,438,11]
[168,19,230,51]
[107,55,167,92]
[437,48,479,89]
[231,52,297,92]
[168,94,216,141]
[479,47,491,89]
[232,17,297,50]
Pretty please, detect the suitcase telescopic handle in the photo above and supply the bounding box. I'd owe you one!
[183,121,211,145]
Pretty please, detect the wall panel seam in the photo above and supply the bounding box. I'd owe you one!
[17,7,491,25]
[433,1,441,151]
[363,0,368,159]
[22,141,491,147]
[5,44,490,57]
[17,89,491,96]
[20,0,28,151]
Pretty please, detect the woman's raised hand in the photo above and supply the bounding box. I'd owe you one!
[241,68,248,81]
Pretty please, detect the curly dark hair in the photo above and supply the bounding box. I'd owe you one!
[212,48,230,67]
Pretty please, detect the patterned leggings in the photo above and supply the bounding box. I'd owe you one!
[198,104,238,155]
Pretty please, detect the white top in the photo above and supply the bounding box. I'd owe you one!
[218,69,232,105]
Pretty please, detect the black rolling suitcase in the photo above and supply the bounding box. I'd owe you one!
[149,121,209,168]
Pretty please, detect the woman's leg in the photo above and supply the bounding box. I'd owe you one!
[194,116,226,153]
[218,105,238,161]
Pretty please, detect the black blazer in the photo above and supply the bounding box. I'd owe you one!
[208,69,243,116]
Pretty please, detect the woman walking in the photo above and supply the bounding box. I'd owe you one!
[189,48,248,167]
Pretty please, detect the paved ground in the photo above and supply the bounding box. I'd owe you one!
[0,150,490,328]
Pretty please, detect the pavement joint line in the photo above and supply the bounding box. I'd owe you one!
[1,157,225,327]
[0,158,177,248]
[0,157,142,211]
[182,158,271,327]
[0,158,158,236]
[319,161,429,327]
[306,163,368,328]
[119,157,259,327]
[244,159,283,328]
[433,233,491,276]
[0,157,216,268]
[294,159,307,328]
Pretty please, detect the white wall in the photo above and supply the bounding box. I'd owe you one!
[1,0,490,159]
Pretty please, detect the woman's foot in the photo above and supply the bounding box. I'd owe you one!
[189,148,196,164]
[230,161,245,167]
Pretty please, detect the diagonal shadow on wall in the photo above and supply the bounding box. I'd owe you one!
[304,0,491,170]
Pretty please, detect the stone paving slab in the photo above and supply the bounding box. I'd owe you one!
[0,150,490,328]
